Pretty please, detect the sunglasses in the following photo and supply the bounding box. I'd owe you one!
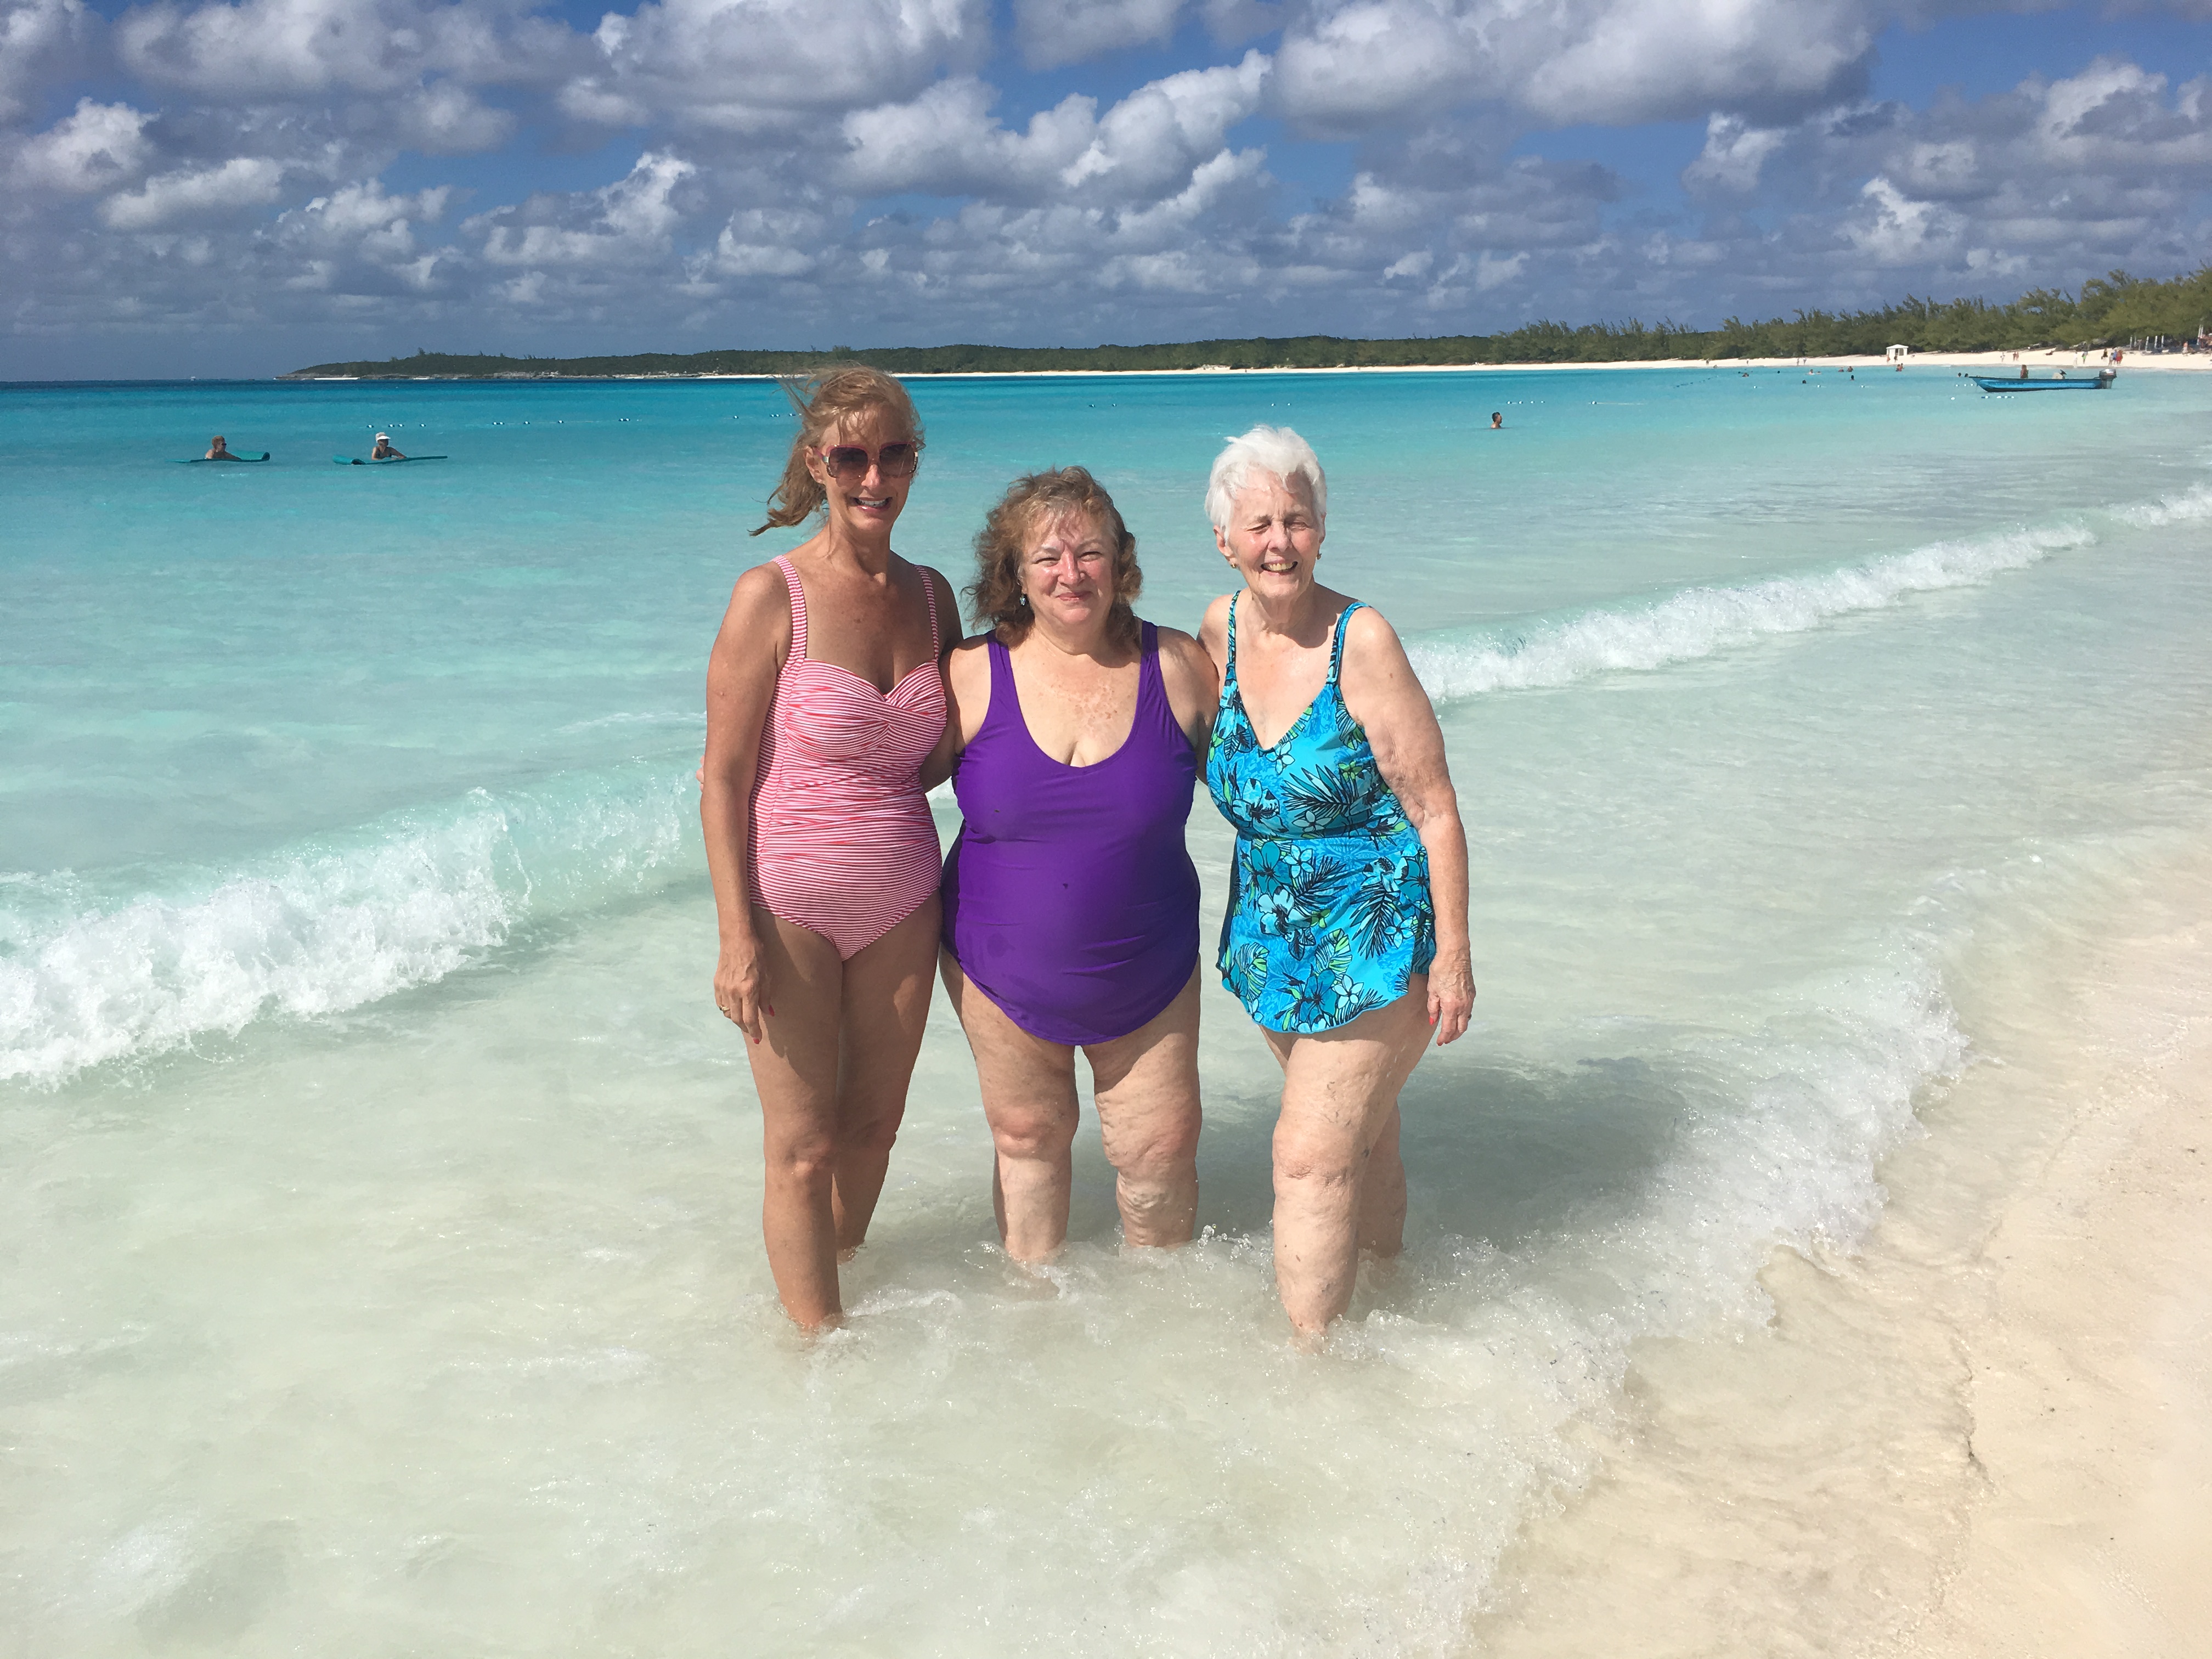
[815,441,919,480]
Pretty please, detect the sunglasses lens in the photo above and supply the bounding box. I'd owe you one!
[820,444,918,479]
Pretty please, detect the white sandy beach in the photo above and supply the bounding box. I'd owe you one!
[1460,856,2212,1657]
[309,347,2212,383]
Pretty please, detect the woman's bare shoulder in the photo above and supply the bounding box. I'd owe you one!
[720,560,793,633]
[1153,625,1218,683]
[945,632,993,680]
[1196,593,1235,654]
[1341,600,1409,661]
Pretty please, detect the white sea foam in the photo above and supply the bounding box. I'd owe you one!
[0,766,697,1087]
[1406,522,2092,702]
[2111,479,2212,527]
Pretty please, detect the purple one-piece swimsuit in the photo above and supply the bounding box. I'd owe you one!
[941,621,1200,1046]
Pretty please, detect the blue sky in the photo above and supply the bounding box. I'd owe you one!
[3,0,2208,376]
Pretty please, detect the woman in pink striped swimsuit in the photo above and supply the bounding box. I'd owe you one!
[701,366,957,1330]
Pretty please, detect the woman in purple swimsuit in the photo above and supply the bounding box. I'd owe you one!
[936,467,1218,1260]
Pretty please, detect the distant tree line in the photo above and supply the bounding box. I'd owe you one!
[286,266,2212,380]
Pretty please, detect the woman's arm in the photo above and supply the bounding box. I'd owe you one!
[921,633,992,791]
[1339,607,1475,1045]
[915,565,967,791]
[702,565,791,1042]
[1195,593,1233,679]
[1154,625,1220,752]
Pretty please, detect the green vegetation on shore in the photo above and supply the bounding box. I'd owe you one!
[287,266,2211,379]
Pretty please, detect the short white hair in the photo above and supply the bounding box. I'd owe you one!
[1205,425,1327,532]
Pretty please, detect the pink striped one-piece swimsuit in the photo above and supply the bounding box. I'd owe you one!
[749,554,947,960]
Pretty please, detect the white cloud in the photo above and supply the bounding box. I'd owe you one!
[116,0,575,97]
[472,150,694,271]
[1272,0,1475,133]
[559,0,986,133]
[263,180,457,291]
[1683,113,1787,194]
[1844,175,1961,263]
[1473,248,1523,289]
[100,154,285,227]
[0,0,96,122]
[1012,0,1184,69]
[706,205,827,276]
[1272,0,1876,133]
[393,80,514,154]
[277,178,449,245]
[1522,0,1872,125]
[12,99,154,193]
[840,52,1270,202]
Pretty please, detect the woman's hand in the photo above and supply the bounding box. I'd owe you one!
[714,934,774,1044]
[1426,949,1476,1046]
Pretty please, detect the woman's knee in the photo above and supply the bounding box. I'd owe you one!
[764,1130,839,1189]
[1107,1119,1200,1185]
[1273,1126,1362,1193]
[988,1105,1077,1163]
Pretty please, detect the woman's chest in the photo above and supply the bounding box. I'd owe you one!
[1009,656,1139,767]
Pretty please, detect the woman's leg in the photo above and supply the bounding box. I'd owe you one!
[1263,976,1432,1338]
[1356,1102,1407,1257]
[741,905,853,1330]
[741,897,939,1328]
[827,895,941,1254]
[1086,967,1203,1249]
[939,952,1081,1261]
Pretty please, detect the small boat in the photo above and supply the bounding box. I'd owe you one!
[333,454,448,465]
[1971,370,2115,392]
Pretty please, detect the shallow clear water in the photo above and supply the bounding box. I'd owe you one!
[4,366,2211,1654]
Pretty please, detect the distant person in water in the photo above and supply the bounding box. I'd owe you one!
[1490,412,1503,430]
[371,433,406,459]
[934,467,1216,1262]
[204,435,243,460]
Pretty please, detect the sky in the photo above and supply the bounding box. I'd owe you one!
[2,0,2209,376]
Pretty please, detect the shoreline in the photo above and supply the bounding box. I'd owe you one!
[1904,913,2212,1655]
[286,350,2212,383]
[1463,850,2212,1656]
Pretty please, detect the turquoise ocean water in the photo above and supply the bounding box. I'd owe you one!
[4,366,2210,1652]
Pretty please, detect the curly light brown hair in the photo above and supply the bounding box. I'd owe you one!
[968,466,1142,645]
[750,364,925,537]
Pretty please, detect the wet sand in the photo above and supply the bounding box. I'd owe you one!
[1463,860,2212,1657]
[1905,926,2212,1657]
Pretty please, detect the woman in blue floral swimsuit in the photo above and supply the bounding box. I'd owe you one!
[1199,426,1475,1340]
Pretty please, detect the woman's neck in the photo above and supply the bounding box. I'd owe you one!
[1019,610,1128,667]
[1239,581,1328,644]
[811,518,895,577]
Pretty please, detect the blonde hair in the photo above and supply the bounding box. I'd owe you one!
[968,467,1141,646]
[751,365,925,537]
[1204,424,1327,531]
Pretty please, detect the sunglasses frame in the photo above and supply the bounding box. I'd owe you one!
[813,441,921,481]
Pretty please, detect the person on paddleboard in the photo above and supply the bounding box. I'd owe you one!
[204,435,246,460]
[371,433,406,460]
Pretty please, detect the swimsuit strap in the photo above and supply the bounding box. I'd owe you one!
[774,555,808,660]
[1137,619,1163,706]
[1223,594,1240,690]
[1328,601,1365,685]
[984,629,1014,725]
[919,567,940,654]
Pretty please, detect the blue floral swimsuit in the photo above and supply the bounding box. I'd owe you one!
[1207,596,1437,1034]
